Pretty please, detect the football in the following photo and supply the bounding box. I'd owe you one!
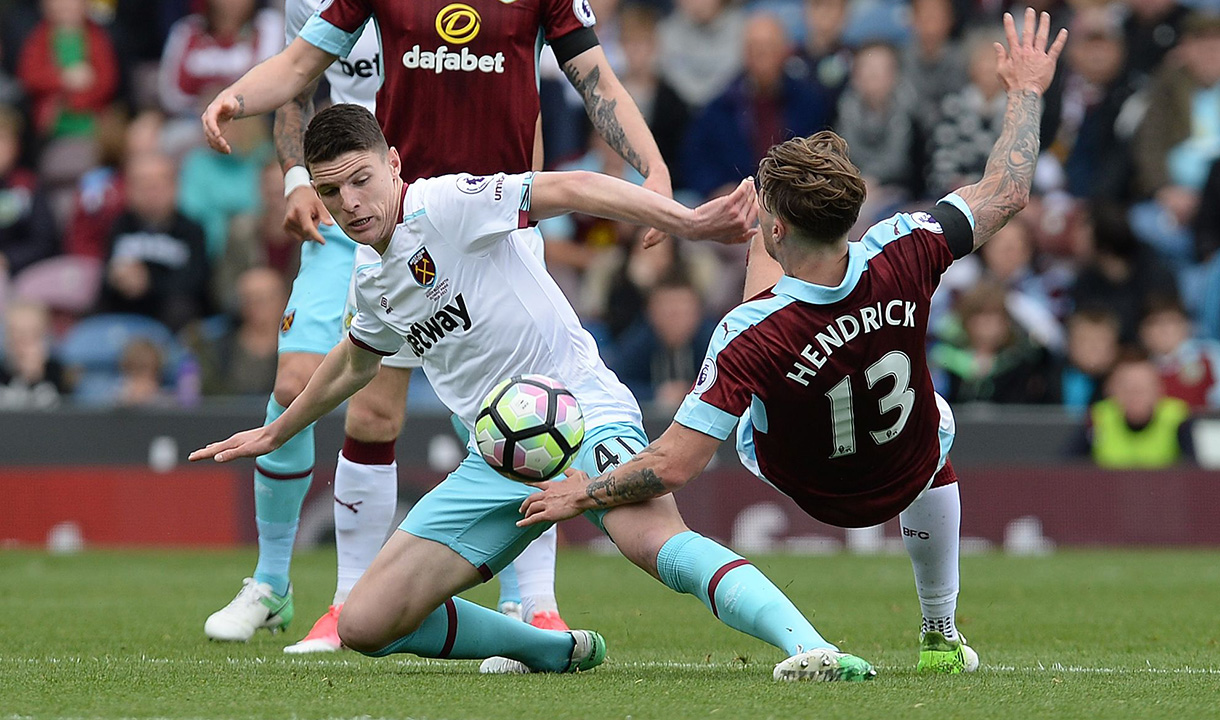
[474,374,585,482]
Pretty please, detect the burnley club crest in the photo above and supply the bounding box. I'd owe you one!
[410,247,437,288]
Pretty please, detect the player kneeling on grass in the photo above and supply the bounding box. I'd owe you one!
[520,8,1067,676]
[192,102,875,681]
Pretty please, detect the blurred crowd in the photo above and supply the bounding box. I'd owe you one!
[0,0,1217,468]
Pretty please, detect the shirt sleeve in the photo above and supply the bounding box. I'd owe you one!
[283,0,313,44]
[542,0,597,42]
[348,283,405,357]
[301,0,372,57]
[421,173,533,255]
[673,317,757,441]
[857,192,975,295]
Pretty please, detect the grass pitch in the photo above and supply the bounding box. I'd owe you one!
[1,548,1218,720]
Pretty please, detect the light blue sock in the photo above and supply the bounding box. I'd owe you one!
[656,531,834,656]
[497,563,521,608]
[252,397,314,596]
[365,597,575,671]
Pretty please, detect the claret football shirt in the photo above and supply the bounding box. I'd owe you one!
[675,195,976,527]
[301,0,597,181]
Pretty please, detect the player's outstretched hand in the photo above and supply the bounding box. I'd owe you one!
[996,8,1068,96]
[189,427,279,464]
[201,94,243,155]
[284,186,334,244]
[517,468,592,527]
[678,177,758,246]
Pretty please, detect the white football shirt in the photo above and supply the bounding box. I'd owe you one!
[285,0,379,111]
[348,172,642,433]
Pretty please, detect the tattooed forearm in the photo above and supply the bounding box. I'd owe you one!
[563,62,649,178]
[273,81,318,171]
[957,90,1043,247]
[234,94,246,119]
[585,467,668,508]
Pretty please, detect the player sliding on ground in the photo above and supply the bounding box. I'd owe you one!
[192,103,876,681]
[519,8,1067,675]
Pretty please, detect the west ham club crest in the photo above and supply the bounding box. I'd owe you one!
[410,247,437,287]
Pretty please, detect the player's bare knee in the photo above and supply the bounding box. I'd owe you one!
[606,504,690,575]
[272,376,306,408]
[273,356,321,407]
[345,399,404,443]
[336,608,389,654]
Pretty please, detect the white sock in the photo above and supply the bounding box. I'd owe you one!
[899,482,961,640]
[514,525,559,622]
[332,451,398,604]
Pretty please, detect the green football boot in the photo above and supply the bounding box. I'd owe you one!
[773,648,877,682]
[917,631,979,674]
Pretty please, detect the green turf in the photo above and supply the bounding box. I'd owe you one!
[1,548,1218,720]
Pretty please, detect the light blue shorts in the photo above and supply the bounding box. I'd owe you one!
[400,421,648,579]
[278,222,358,355]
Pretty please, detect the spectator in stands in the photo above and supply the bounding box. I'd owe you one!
[930,281,1055,405]
[1139,296,1220,409]
[177,112,271,259]
[1088,352,1191,469]
[583,226,723,341]
[1197,157,1220,263]
[214,159,296,314]
[17,0,118,141]
[796,0,851,123]
[924,29,1009,198]
[1193,158,1220,342]
[934,218,1065,351]
[0,36,24,108]
[0,107,57,281]
[111,0,192,111]
[1131,11,1220,267]
[63,108,167,261]
[0,300,68,409]
[656,0,745,110]
[836,41,917,228]
[1042,6,1139,202]
[190,266,284,397]
[1071,202,1179,344]
[158,0,282,149]
[116,337,171,407]
[606,270,716,410]
[902,0,966,129]
[1122,0,1189,84]
[682,13,829,198]
[618,3,690,189]
[539,137,641,304]
[99,152,209,331]
[1053,306,1121,414]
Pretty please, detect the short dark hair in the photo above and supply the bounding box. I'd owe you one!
[756,131,867,245]
[304,103,388,169]
[1141,295,1188,323]
[1068,306,1120,332]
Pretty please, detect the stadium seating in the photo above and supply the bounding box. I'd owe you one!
[57,314,186,406]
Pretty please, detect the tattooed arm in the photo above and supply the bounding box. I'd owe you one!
[954,9,1067,249]
[562,47,671,197]
[273,80,317,173]
[517,423,721,526]
[202,37,336,154]
[273,78,336,244]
